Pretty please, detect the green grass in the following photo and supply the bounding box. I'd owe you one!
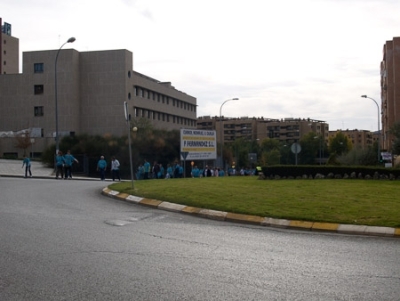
[109,177,400,228]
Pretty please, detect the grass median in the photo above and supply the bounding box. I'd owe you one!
[109,177,400,228]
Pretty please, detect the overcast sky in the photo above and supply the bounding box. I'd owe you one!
[3,0,400,131]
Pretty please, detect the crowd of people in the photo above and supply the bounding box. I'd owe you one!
[134,161,256,179]
[21,153,257,181]
[94,156,256,181]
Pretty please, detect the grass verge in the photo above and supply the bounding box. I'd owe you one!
[109,177,400,228]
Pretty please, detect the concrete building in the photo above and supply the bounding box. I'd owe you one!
[197,116,329,145]
[0,21,196,157]
[328,129,377,150]
[381,37,400,151]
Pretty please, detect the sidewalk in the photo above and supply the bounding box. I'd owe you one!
[0,159,53,178]
[0,159,96,180]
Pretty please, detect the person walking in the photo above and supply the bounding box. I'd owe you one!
[152,161,160,179]
[166,164,173,179]
[55,151,65,179]
[202,165,212,177]
[63,150,79,179]
[143,159,150,180]
[22,155,32,178]
[97,156,107,181]
[111,156,121,181]
[191,165,200,178]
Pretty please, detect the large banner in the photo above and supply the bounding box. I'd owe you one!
[180,129,217,160]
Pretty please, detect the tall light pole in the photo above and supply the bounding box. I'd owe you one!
[55,37,75,154]
[124,101,136,189]
[361,95,380,162]
[219,98,239,170]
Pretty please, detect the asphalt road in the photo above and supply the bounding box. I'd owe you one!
[1,178,399,301]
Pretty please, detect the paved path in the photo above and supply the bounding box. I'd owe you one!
[0,159,53,178]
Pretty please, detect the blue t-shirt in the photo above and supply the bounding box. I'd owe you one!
[64,154,76,166]
[97,159,107,169]
[22,157,31,167]
[55,155,65,166]
[192,168,200,177]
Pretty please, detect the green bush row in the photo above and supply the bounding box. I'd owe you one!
[262,165,400,179]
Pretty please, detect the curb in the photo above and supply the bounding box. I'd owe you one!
[101,188,400,238]
[0,174,104,181]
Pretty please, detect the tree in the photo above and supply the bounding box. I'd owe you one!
[259,138,281,165]
[299,132,320,164]
[337,146,377,166]
[14,131,32,156]
[328,131,352,156]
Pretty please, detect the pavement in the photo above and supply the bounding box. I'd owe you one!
[1,159,399,238]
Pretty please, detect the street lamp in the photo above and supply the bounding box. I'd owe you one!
[361,95,380,162]
[314,135,322,165]
[124,101,136,189]
[219,98,239,170]
[55,37,75,154]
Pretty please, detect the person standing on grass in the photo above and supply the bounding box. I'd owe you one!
[64,150,79,179]
[165,164,173,179]
[143,159,150,180]
[55,151,65,179]
[111,156,121,181]
[202,165,212,177]
[97,156,107,181]
[22,155,32,178]
[191,166,200,178]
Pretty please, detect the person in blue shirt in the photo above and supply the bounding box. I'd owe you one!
[55,151,65,179]
[97,156,107,180]
[63,150,79,179]
[191,166,200,178]
[143,159,151,180]
[166,164,173,179]
[22,155,32,178]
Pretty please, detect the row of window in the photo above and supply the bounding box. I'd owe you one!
[34,105,197,127]
[134,107,196,127]
[134,86,196,113]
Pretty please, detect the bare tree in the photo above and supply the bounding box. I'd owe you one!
[14,131,32,156]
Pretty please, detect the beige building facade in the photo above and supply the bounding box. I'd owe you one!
[0,25,196,157]
[328,129,377,150]
[197,116,329,145]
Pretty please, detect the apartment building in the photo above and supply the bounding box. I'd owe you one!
[197,116,329,145]
[0,20,197,157]
[328,129,377,149]
[381,37,400,151]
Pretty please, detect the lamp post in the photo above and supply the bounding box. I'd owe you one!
[314,135,322,165]
[361,95,380,162]
[55,37,76,154]
[124,101,136,189]
[219,98,239,170]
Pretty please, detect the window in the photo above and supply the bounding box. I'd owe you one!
[34,106,44,117]
[34,85,44,95]
[34,63,44,73]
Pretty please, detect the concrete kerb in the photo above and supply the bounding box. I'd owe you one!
[101,188,400,238]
